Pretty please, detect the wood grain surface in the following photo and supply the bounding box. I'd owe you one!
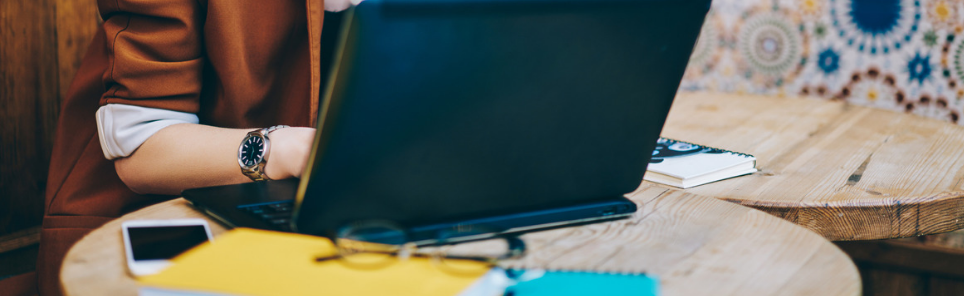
[653,92,964,240]
[61,188,860,296]
[0,227,41,254]
[0,0,99,234]
[55,0,100,102]
[836,234,964,296]
[1,0,59,235]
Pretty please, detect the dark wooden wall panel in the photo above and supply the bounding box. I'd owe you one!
[838,232,964,295]
[930,277,964,296]
[55,0,99,101]
[1,0,60,235]
[861,267,926,296]
[0,0,99,236]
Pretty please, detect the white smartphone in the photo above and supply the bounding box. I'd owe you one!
[121,219,213,277]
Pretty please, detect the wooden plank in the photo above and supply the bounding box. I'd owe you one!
[836,232,964,295]
[54,0,99,102]
[0,0,60,234]
[929,276,964,296]
[0,226,41,254]
[862,268,926,296]
[837,239,964,279]
[61,194,861,296]
[836,231,964,295]
[654,92,964,240]
[0,0,99,236]
[917,229,964,249]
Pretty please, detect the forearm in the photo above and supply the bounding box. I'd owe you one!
[114,124,313,195]
[114,124,250,195]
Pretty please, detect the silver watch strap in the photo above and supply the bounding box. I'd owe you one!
[261,125,290,136]
[257,125,289,181]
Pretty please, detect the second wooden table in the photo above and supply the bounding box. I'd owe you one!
[656,92,964,240]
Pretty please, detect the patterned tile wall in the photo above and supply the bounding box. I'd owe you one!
[680,0,964,124]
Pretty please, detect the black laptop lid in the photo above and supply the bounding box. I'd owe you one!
[294,0,710,236]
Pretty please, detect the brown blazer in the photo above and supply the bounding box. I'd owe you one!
[40,0,326,295]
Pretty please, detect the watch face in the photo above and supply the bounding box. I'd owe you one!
[239,135,266,167]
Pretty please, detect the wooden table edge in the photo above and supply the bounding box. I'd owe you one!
[720,191,964,240]
[61,195,862,296]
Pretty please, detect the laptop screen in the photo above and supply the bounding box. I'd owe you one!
[295,0,710,237]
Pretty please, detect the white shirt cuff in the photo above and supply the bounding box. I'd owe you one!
[326,0,364,12]
[95,104,200,160]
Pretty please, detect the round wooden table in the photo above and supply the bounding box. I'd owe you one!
[61,187,860,295]
[655,92,964,240]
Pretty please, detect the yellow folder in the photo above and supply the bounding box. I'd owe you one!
[137,228,492,296]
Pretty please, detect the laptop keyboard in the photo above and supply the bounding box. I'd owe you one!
[238,200,294,231]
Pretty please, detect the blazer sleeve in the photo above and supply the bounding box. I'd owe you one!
[97,0,206,113]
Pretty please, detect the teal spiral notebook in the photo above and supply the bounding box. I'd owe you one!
[504,270,659,296]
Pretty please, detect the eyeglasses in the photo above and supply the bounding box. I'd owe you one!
[315,220,526,276]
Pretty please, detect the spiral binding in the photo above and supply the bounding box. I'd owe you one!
[511,269,649,276]
[658,137,755,159]
[497,268,658,294]
[499,262,648,276]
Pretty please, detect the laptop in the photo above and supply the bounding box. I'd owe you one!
[184,0,710,244]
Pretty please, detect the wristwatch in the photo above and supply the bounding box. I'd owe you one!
[238,125,289,181]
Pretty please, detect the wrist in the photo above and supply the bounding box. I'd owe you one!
[262,127,315,180]
[263,141,294,180]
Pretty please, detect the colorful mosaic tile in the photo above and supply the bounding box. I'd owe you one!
[681,0,964,124]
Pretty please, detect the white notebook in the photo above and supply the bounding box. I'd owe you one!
[644,138,757,189]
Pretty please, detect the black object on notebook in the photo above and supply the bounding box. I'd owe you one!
[183,0,711,244]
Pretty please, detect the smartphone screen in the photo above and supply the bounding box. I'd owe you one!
[127,225,211,261]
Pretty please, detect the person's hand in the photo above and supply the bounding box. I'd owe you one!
[264,127,316,180]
